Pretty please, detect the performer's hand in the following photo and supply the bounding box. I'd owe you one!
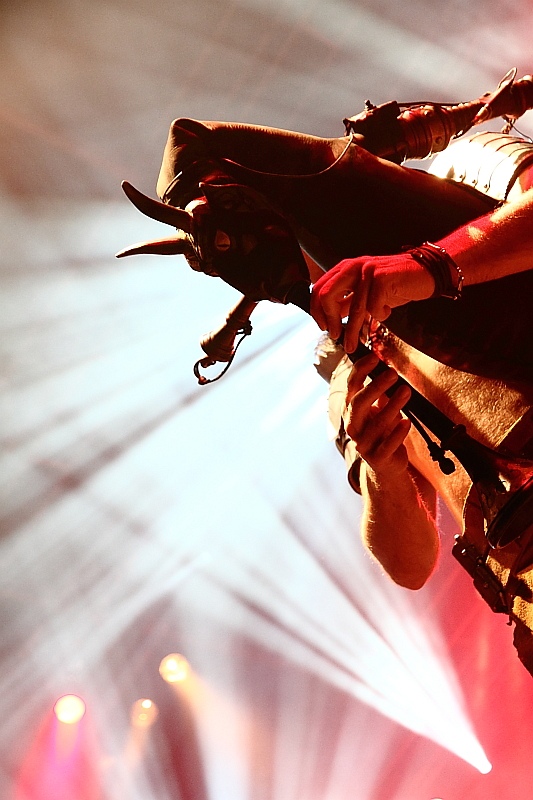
[344,352,412,476]
[311,253,435,353]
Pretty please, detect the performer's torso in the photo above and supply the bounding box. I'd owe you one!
[387,134,533,523]
[379,332,533,524]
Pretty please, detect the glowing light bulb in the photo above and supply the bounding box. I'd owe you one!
[54,694,86,724]
[131,698,158,728]
[159,653,190,683]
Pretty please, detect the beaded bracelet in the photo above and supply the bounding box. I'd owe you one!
[409,242,464,300]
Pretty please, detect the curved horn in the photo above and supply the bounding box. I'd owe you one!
[121,181,192,232]
[115,235,192,258]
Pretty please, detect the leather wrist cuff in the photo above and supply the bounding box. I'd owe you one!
[409,241,464,300]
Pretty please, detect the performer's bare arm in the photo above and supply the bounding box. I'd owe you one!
[311,185,533,353]
[345,353,439,589]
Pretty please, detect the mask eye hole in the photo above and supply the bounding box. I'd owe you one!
[214,230,232,251]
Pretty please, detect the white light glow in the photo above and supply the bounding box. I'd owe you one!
[54,694,86,724]
[173,461,491,774]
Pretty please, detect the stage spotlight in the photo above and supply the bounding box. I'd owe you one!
[54,694,86,724]
[159,653,190,683]
[131,698,159,728]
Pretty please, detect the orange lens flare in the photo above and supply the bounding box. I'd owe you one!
[159,653,190,683]
[131,698,159,728]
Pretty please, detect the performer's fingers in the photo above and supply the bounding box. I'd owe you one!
[375,384,411,428]
[343,258,377,352]
[320,287,354,342]
[346,374,402,439]
[375,417,412,460]
[310,266,344,334]
[367,294,392,324]
[344,285,370,354]
[346,363,397,411]
[351,383,410,445]
[346,352,380,396]
[311,260,366,343]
